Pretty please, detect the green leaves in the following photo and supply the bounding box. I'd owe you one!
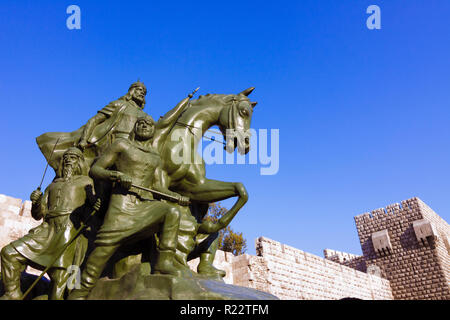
[207,203,247,256]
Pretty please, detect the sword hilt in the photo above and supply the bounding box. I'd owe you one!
[130,183,191,205]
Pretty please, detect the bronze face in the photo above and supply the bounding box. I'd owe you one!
[134,117,155,140]
[130,86,147,106]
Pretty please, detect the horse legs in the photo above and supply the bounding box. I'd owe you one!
[178,178,248,211]
[186,203,226,278]
[176,178,248,278]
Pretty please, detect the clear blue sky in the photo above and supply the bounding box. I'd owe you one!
[0,1,449,257]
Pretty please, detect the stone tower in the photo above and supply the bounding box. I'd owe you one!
[354,197,450,299]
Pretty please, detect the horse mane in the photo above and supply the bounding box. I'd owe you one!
[191,93,250,107]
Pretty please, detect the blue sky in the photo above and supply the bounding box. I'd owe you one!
[0,1,449,257]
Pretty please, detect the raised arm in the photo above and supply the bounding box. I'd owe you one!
[152,92,197,152]
[155,88,199,130]
[155,96,191,130]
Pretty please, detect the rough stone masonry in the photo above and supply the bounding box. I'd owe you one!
[0,194,448,299]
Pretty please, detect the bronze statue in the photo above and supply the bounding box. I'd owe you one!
[154,88,257,276]
[68,116,191,300]
[0,148,98,300]
[14,83,261,299]
[101,88,258,279]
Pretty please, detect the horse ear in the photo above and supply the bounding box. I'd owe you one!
[251,102,258,108]
[240,87,255,96]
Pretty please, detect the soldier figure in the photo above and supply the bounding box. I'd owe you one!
[69,116,189,300]
[37,81,194,173]
[0,148,99,300]
[78,80,150,152]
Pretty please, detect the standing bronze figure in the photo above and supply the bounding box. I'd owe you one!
[68,116,190,300]
[0,148,97,300]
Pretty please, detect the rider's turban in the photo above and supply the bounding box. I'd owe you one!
[64,147,85,161]
[129,80,147,94]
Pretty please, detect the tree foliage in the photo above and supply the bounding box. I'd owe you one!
[206,203,247,256]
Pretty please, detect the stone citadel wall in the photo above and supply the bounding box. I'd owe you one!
[0,194,42,276]
[189,237,393,299]
[236,237,393,300]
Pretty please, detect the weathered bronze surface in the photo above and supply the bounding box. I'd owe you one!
[0,82,275,300]
[0,148,96,300]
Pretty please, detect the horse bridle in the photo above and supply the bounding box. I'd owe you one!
[174,98,240,146]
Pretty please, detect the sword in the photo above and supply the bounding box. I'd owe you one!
[130,183,190,204]
[37,137,61,191]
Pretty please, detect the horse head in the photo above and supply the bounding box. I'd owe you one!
[217,87,257,155]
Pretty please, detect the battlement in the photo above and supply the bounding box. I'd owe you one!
[323,249,361,263]
[354,197,420,223]
[250,237,392,300]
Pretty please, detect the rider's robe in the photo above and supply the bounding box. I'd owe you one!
[36,98,152,172]
[11,176,91,269]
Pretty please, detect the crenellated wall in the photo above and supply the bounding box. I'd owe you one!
[353,197,450,300]
[189,237,393,300]
[239,237,393,300]
[323,249,366,272]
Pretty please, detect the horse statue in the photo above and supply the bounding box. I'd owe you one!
[153,87,257,277]
[35,87,257,280]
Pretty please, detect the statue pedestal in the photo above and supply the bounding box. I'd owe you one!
[87,264,278,300]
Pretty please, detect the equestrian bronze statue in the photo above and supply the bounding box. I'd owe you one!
[1,81,261,300]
